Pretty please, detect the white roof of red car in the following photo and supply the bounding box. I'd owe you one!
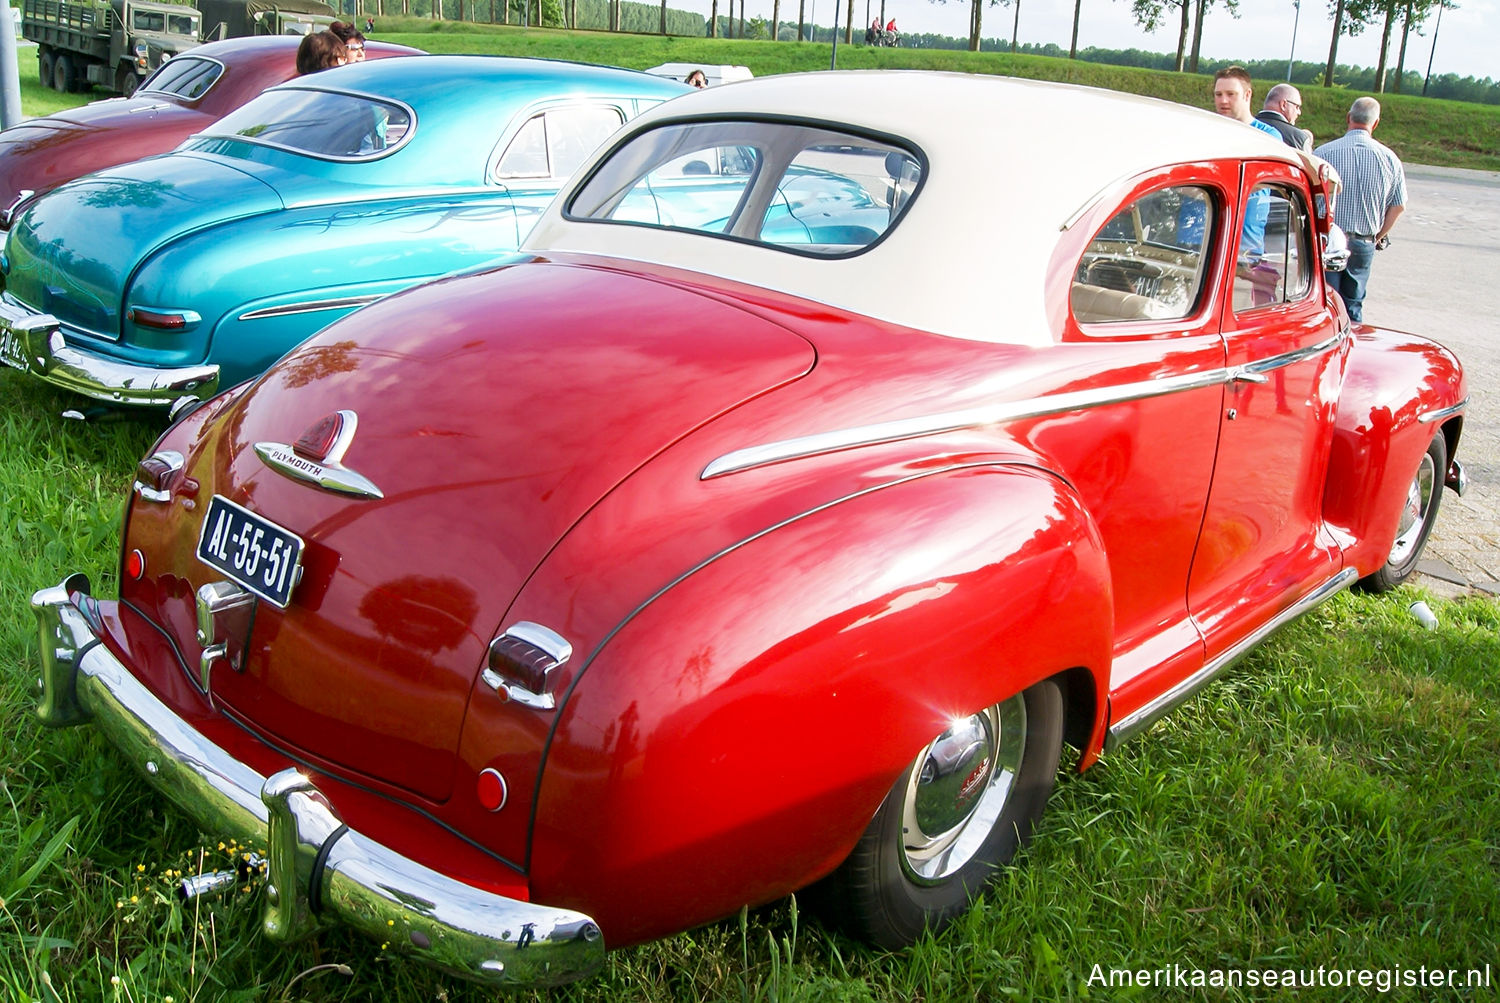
[526,71,1307,345]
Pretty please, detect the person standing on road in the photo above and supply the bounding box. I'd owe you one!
[1257,83,1312,151]
[1316,97,1407,323]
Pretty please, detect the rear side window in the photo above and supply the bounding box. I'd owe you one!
[198,88,413,160]
[567,120,923,257]
[139,55,223,100]
[494,105,627,181]
[1073,185,1214,325]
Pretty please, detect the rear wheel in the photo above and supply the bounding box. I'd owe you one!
[37,50,54,90]
[814,679,1064,949]
[1357,433,1445,593]
[53,54,76,93]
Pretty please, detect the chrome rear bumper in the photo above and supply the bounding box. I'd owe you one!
[31,575,603,988]
[0,299,218,407]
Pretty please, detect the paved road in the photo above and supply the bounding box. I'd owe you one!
[1364,165,1499,597]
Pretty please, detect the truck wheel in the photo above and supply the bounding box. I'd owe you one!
[116,65,138,97]
[53,54,76,93]
[38,50,55,90]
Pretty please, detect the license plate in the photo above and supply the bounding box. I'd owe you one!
[0,326,25,370]
[196,495,305,608]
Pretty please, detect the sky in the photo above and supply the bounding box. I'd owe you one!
[677,0,1496,81]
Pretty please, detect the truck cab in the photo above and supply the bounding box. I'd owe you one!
[26,0,200,95]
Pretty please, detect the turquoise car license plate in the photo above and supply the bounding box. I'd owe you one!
[196,496,305,608]
[0,326,25,370]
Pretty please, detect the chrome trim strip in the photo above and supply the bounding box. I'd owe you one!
[705,332,1347,481]
[237,295,384,322]
[31,577,605,989]
[1232,331,1342,381]
[1418,396,1469,424]
[1104,568,1358,750]
[702,368,1230,480]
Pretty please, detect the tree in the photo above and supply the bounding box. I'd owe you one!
[1128,0,1190,70]
[771,0,779,38]
[1371,0,1396,91]
[1010,0,1020,51]
[1070,0,1081,58]
[798,0,805,38]
[1188,0,1238,72]
[928,0,1006,52]
[1324,0,1380,86]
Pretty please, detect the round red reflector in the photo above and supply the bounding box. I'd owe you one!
[476,768,508,812]
[125,549,145,580]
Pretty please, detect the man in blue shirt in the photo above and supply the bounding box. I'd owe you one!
[1211,67,1278,257]
[1315,97,1407,323]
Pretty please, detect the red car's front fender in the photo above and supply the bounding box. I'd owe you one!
[526,460,1113,947]
[1324,326,1467,575]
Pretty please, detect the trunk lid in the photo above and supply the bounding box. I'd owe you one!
[4,153,281,337]
[148,261,813,804]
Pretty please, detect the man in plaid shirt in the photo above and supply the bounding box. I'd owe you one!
[1315,97,1407,323]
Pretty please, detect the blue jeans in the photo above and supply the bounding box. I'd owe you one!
[1327,236,1375,322]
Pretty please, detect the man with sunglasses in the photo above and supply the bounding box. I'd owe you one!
[1257,83,1313,151]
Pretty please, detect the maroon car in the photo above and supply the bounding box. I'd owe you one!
[0,34,422,226]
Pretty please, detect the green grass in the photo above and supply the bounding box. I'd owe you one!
[1,365,1497,1000]
[20,19,1500,171]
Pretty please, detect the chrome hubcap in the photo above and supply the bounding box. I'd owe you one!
[1388,451,1436,566]
[899,694,1026,884]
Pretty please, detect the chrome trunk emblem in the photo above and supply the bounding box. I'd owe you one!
[254,409,383,499]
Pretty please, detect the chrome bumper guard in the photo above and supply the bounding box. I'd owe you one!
[0,300,219,406]
[31,575,604,988]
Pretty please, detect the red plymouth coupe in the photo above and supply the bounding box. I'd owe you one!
[32,72,1467,987]
[0,34,422,226]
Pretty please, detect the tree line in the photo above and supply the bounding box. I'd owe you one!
[365,0,1496,105]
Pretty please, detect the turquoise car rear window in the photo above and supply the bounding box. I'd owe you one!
[195,87,414,160]
[567,120,923,257]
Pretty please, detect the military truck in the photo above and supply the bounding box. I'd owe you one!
[23,0,200,96]
[198,0,335,41]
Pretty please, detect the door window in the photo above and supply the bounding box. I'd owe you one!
[1233,185,1313,312]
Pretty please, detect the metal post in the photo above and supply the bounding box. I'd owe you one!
[1286,0,1301,81]
[0,4,22,129]
[1422,0,1444,96]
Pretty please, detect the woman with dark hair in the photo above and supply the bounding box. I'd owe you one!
[295,30,348,75]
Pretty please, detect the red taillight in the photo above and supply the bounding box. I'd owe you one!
[476,768,508,812]
[125,549,145,580]
[135,451,183,494]
[293,412,346,461]
[128,307,193,330]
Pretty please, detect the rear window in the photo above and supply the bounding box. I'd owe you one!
[139,55,224,100]
[197,87,413,160]
[566,120,923,257]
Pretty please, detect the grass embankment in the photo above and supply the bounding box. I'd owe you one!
[1,371,1497,999]
[18,19,1500,171]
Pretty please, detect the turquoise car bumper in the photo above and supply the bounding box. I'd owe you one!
[0,298,219,407]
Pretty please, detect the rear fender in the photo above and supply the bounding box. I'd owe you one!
[1323,327,1467,575]
[528,461,1112,947]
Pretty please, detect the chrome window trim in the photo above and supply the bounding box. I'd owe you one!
[194,85,418,164]
[138,52,227,102]
[1418,396,1468,424]
[1105,568,1358,749]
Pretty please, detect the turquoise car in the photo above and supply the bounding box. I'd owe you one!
[0,56,687,410]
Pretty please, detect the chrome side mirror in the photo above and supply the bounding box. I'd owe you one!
[1323,224,1351,273]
